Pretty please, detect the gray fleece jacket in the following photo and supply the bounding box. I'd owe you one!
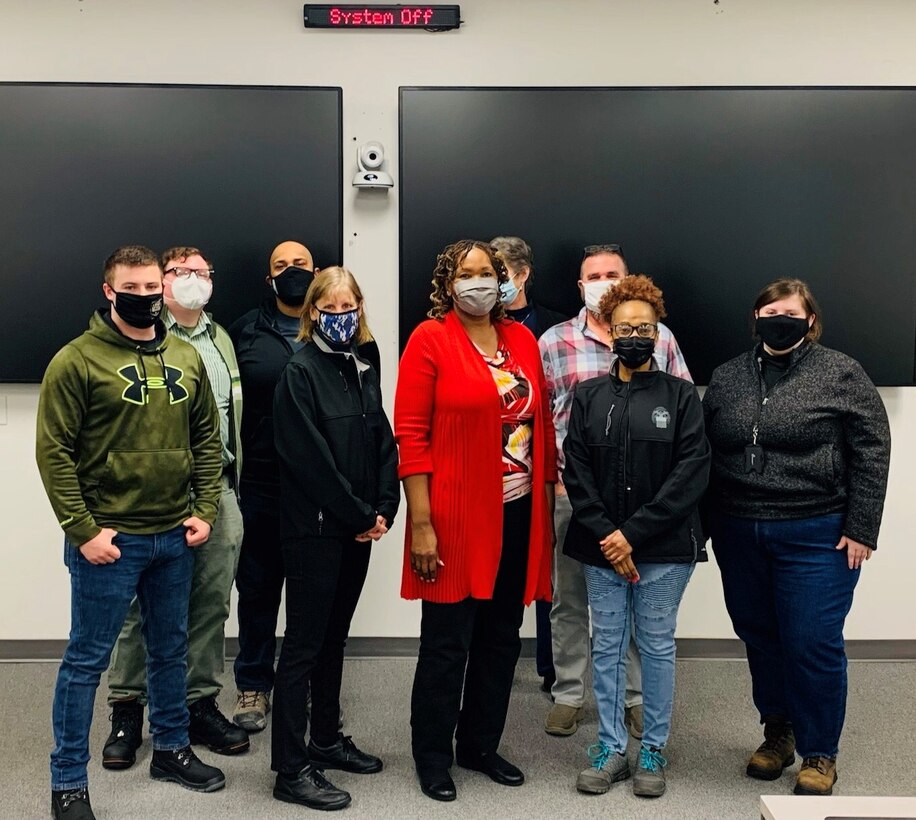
[702,342,890,548]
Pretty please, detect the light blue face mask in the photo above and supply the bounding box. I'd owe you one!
[316,308,359,345]
[499,276,520,306]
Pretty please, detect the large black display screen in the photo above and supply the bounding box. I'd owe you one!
[0,83,342,382]
[399,87,916,385]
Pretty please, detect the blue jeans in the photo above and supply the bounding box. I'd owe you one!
[584,562,694,754]
[233,485,284,692]
[51,526,194,790]
[710,512,858,759]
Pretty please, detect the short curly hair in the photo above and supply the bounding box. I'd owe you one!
[598,274,668,325]
[427,239,509,321]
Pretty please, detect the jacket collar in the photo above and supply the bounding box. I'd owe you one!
[752,339,815,373]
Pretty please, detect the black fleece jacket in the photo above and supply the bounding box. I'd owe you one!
[702,342,890,548]
[273,340,399,541]
[563,365,710,567]
[230,297,379,495]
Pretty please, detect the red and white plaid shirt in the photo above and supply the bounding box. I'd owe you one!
[538,306,693,474]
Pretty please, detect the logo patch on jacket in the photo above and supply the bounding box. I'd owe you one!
[651,406,671,429]
[118,364,189,406]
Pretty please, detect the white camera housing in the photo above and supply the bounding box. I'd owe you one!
[353,141,393,189]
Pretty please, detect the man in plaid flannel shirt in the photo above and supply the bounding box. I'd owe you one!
[539,245,692,739]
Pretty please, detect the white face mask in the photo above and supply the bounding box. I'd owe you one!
[582,279,621,313]
[453,277,499,316]
[170,274,213,311]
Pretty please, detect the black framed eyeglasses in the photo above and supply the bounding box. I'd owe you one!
[164,266,214,281]
[583,243,623,258]
[613,322,657,338]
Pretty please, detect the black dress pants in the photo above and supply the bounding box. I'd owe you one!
[271,536,371,774]
[411,494,532,773]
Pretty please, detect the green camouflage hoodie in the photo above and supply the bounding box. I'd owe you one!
[36,310,222,546]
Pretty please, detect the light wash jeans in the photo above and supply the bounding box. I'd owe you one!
[550,493,642,708]
[584,561,694,753]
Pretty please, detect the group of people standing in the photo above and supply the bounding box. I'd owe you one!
[36,236,890,820]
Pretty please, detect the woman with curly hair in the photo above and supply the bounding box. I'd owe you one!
[562,275,710,799]
[394,240,558,802]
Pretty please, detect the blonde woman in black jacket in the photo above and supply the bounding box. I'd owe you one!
[269,267,399,812]
[703,278,890,797]
[563,275,710,800]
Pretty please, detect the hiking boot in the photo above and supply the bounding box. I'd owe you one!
[149,745,226,792]
[633,745,668,797]
[794,756,838,795]
[545,703,583,736]
[233,690,270,733]
[51,787,95,820]
[747,718,796,781]
[189,696,250,755]
[102,699,144,770]
[308,733,382,774]
[274,765,352,811]
[576,742,630,794]
[625,704,644,739]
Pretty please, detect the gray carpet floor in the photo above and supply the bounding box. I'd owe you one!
[1,659,914,819]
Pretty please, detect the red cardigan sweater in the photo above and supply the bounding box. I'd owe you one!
[395,311,558,604]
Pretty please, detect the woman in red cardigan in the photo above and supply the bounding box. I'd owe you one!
[395,239,558,802]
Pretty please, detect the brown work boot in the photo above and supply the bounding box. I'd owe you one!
[746,718,795,781]
[794,756,837,795]
[545,703,583,736]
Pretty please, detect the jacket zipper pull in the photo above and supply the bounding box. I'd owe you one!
[318,509,323,535]
[752,423,759,445]
[605,403,616,436]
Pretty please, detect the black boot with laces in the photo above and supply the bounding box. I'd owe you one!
[189,695,250,755]
[150,745,226,792]
[51,787,95,820]
[102,699,144,770]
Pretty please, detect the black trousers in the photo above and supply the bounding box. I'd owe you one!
[411,494,532,773]
[233,484,285,692]
[271,536,371,774]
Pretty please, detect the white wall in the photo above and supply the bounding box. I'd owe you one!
[1,0,914,641]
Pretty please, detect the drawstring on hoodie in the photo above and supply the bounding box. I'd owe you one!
[134,345,179,403]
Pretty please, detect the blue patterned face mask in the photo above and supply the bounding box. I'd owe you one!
[316,308,359,345]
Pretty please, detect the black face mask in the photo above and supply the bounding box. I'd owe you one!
[271,265,314,307]
[755,315,809,351]
[613,336,655,369]
[112,291,163,329]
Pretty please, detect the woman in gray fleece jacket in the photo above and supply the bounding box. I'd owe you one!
[703,278,890,798]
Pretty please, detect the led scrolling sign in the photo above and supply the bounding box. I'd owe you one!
[303,4,461,29]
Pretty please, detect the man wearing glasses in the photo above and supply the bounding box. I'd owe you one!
[103,247,249,768]
[539,244,692,738]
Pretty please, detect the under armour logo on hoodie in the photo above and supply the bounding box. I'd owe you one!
[117,364,189,406]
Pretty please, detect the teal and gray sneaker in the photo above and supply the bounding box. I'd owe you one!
[633,745,668,797]
[576,742,631,794]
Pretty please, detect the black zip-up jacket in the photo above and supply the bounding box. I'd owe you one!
[229,297,379,495]
[273,339,399,541]
[702,342,890,548]
[562,365,710,567]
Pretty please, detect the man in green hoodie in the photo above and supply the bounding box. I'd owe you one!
[36,245,226,820]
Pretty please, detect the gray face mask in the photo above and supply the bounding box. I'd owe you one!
[452,277,499,316]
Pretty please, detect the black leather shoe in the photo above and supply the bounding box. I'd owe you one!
[189,696,251,755]
[417,768,457,802]
[51,787,96,820]
[150,745,226,792]
[273,766,352,811]
[102,699,144,770]
[308,733,383,774]
[456,750,525,786]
